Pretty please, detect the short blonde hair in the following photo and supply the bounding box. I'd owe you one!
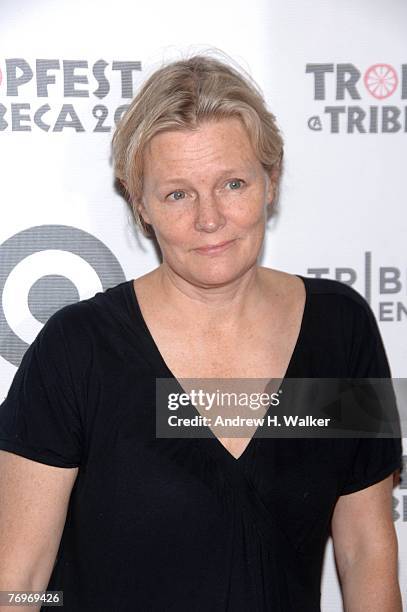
[112,51,284,237]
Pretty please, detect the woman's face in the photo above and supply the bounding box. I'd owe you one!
[138,117,275,287]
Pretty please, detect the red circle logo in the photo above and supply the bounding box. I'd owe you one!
[364,64,398,99]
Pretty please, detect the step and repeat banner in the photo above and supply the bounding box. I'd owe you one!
[0,0,406,609]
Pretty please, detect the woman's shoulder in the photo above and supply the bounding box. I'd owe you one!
[34,280,134,351]
[263,267,371,312]
[298,274,377,324]
[299,274,367,303]
[264,269,389,376]
[263,268,379,343]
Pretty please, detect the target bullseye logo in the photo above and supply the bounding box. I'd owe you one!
[364,64,398,99]
[0,225,126,366]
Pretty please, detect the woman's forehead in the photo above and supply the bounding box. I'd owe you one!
[143,119,259,176]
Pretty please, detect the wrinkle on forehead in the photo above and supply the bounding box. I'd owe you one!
[143,118,262,189]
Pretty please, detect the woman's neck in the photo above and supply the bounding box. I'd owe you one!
[149,263,271,331]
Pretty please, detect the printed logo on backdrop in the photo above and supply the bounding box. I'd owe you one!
[0,225,125,366]
[307,251,406,323]
[0,59,142,132]
[306,63,407,133]
[395,455,407,523]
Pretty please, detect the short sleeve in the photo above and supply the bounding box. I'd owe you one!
[339,436,402,495]
[339,296,403,495]
[0,308,83,468]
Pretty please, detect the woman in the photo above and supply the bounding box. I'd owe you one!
[0,53,403,611]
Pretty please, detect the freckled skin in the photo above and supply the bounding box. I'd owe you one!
[138,117,275,289]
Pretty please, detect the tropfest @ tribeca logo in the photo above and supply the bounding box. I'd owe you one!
[0,58,142,132]
[306,63,407,133]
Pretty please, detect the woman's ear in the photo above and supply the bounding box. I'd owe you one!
[136,195,152,226]
[266,178,274,205]
[265,174,275,206]
[116,177,130,201]
[266,162,281,205]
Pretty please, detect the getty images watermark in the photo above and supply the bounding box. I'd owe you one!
[155,378,406,439]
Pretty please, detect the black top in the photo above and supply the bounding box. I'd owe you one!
[0,275,402,612]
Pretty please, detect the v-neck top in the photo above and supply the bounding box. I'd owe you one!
[0,275,402,612]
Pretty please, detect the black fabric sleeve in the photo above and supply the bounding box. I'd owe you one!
[0,308,83,468]
[339,296,403,495]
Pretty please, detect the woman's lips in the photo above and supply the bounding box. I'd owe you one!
[194,239,236,255]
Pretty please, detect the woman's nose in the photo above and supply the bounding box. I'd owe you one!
[194,196,226,233]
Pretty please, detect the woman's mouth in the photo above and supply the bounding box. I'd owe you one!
[193,239,236,255]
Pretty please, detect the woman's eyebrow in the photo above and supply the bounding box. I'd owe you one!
[158,167,253,187]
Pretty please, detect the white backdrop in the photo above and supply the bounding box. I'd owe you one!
[0,0,406,609]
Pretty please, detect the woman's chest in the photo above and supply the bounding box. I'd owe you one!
[76,407,346,561]
[147,321,300,380]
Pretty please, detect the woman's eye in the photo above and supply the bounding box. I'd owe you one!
[227,179,244,190]
[167,190,186,201]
